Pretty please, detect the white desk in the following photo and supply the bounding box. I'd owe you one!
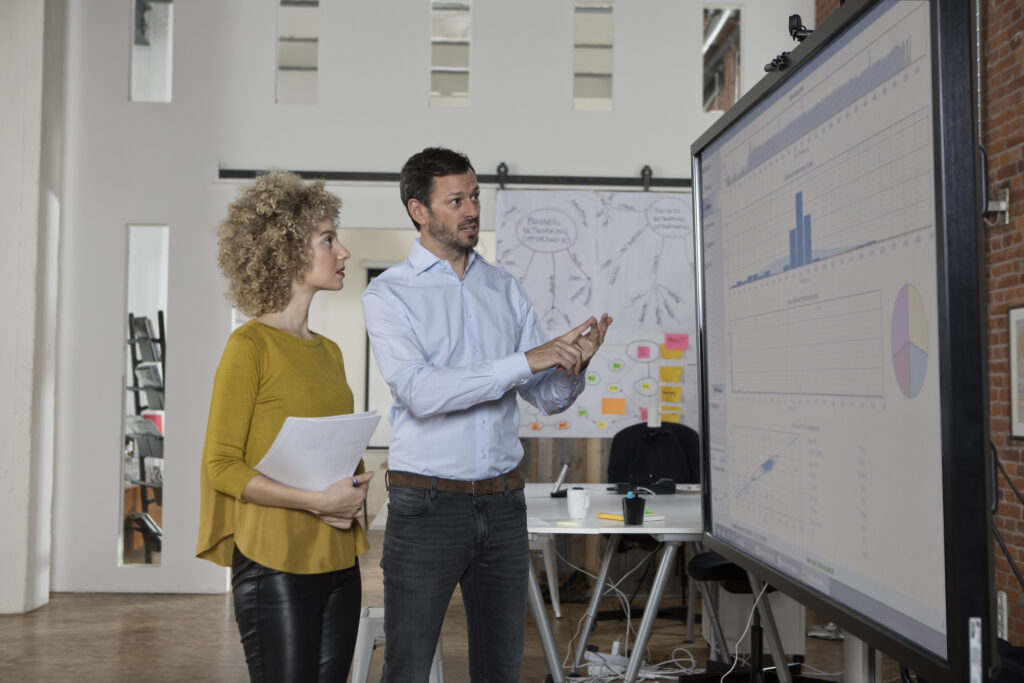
[370,482,703,683]
[524,483,702,682]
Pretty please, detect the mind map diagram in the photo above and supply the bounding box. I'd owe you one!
[496,190,697,438]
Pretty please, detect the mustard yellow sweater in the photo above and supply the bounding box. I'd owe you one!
[196,320,369,573]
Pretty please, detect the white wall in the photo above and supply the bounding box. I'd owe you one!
[52,0,814,593]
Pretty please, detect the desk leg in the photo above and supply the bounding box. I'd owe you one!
[622,540,682,683]
[571,535,618,675]
[539,534,562,619]
[685,573,697,643]
[528,561,565,683]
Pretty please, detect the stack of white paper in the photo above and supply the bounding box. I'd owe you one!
[255,411,381,491]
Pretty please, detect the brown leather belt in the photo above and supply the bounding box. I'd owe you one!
[386,467,525,494]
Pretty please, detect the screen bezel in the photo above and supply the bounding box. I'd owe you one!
[690,0,995,680]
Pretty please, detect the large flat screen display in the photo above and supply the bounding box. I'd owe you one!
[692,0,994,679]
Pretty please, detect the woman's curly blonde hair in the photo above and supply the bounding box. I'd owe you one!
[217,170,341,317]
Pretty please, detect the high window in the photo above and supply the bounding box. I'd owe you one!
[573,0,613,111]
[430,1,471,107]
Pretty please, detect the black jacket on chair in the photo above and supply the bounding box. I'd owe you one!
[607,421,700,486]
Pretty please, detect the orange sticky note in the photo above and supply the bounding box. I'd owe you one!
[664,333,689,351]
[601,397,628,415]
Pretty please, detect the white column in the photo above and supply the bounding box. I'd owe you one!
[0,0,51,614]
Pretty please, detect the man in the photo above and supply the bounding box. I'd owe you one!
[362,147,611,682]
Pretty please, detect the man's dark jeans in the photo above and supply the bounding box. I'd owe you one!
[381,484,530,682]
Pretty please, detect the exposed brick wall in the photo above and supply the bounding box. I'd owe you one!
[815,0,840,24]
[981,0,1024,645]
[814,0,1024,646]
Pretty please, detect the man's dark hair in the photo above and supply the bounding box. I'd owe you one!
[399,147,475,231]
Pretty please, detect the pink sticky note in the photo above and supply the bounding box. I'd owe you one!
[640,408,649,421]
[637,345,651,359]
[664,333,689,351]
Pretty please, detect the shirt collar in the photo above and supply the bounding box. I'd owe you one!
[409,238,483,276]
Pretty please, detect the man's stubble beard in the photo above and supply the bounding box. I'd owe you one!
[426,212,479,253]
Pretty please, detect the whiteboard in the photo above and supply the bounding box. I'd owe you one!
[495,189,697,438]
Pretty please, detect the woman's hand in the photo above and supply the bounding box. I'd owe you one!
[240,470,376,529]
[312,471,375,528]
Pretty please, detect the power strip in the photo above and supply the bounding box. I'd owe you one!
[583,650,662,678]
[584,649,629,676]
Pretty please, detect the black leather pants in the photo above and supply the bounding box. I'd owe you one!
[231,547,361,683]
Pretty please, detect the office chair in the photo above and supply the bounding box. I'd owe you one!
[687,550,752,663]
[607,420,699,488]
[687,551,794,682]
[602,419,701,631]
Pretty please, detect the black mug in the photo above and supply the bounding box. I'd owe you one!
[622,495,646,525]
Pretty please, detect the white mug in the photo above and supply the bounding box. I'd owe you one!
[567,487,590,520]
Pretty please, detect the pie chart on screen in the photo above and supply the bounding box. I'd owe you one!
[891,284,928,399]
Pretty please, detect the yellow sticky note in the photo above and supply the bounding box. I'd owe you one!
[661,412,682,423]
[660,344,683,360]
[659,366,683,383]
[602,397,628,415]
[661,386,683,403]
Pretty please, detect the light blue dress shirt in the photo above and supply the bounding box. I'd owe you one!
[362,239,585,480]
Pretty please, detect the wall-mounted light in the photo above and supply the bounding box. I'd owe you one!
[984,188,1010,227]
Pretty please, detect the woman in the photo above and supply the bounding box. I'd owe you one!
[196,170,373,682]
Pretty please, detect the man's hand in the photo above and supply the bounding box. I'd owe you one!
[575,313,612,371]
[525,314,613,375]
